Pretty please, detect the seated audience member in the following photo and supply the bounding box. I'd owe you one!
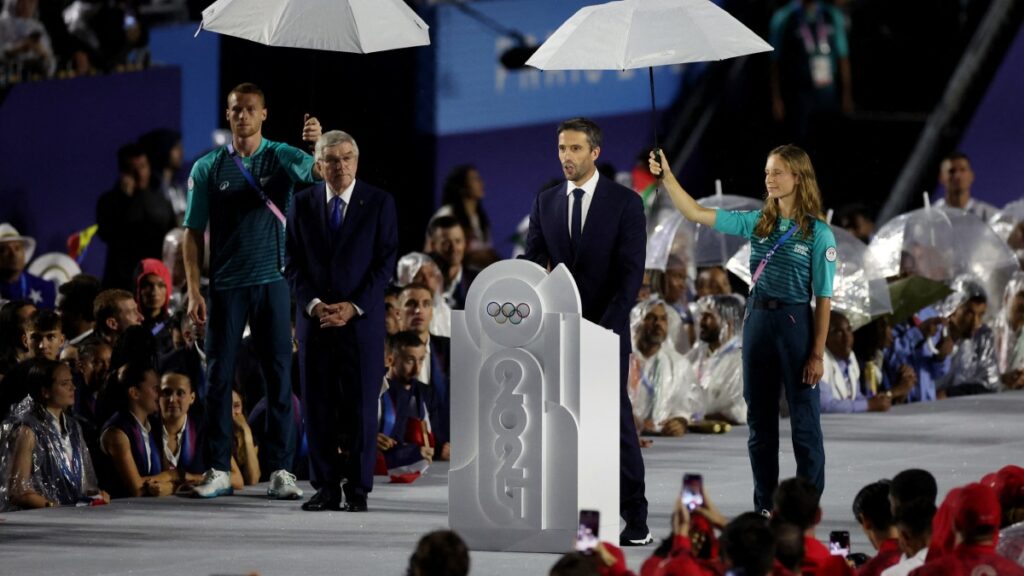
[427,216,477,311]
[888,306,952,403]
[96,143,176,291]
[154,373,228,494]
[407,530,470,576]
[231,388,260,486]
[552,545,634,576]
[628,297,692,437]
[684,295,747,427]
[992,465,1024,565]
[159,309,205,400]
[396,251,451,338]
[27,309,63,361]
[650,259,694,353]
[0,0,56,78]
[379,331,443,477]
[58,274,101,346]
[772,477,854,575]
[0,224,55,309]
[773,521,805,574]
[820,311,894,414]
[914,483,1024,575]
[852,317,916,400]
[100,362,183,497]
[86,289,143,350]
[0,359,108,510]
[134,258,174,357]
[398,283,451,449]
[73,339,111,454]
[694,267,733,298]
[881,469,938,576]
[852,480,902,576]
[384,285,403,336]
[994,272,1024,388]
[0,300,35,377]
[835,204,876,243]
[935,276,1000,397]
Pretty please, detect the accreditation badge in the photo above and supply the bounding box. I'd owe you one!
[810,54,834,88]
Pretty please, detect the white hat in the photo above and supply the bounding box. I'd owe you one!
[27,252,81,287]
[0,223,37,262]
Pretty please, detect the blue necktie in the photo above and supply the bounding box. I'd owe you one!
[570,188,584,253]
[330,195,344,232]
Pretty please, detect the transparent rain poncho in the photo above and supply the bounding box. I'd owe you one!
[627,297,695,428]
[0,397,99,511]
[994,271,1024,373]
[684,295,747,424]
[935,275,1000,393]
[646,193,761,271]
[394,251,451,338]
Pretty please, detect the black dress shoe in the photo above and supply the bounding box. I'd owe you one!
[341,500,368,512]
[301,490,341,511]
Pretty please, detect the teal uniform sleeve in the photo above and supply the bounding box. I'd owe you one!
[812,222,837,297]
[830,6,849,58]
[276,143,316,185]
[183,156,211,230]
[768,4,794,61]
[713,208,762,240]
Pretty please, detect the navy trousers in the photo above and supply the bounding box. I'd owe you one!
[205,280,295,473]
[619,351,649,527]
[742,302,825,512]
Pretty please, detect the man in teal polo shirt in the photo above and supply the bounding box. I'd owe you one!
[183,82,321,499]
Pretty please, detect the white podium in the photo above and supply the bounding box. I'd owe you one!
[448,260,620,553]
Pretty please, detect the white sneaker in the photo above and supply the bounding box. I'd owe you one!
[192,469,233,499]
[267,469,303,500]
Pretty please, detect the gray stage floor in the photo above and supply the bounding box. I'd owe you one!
[2,391,1022,576]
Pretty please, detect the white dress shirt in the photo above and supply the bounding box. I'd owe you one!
[565,170,600,235]
[306,180,362,317]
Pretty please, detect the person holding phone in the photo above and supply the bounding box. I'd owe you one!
[651,146,836,514]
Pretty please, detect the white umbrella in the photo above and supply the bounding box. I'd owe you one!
[727,226,892,331]
[198,0,430,54]
[526,0,772,146]
[646,188,760,270]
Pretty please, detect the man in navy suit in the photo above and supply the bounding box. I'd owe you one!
[523,118,651,545]
[285,130,398,512]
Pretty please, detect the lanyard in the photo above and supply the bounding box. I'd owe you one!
[380,391,397,438]
[226,143,287,225]
[798,9,831,55]
[750,223,800,290]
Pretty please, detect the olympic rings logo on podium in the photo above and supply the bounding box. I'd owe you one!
[485,301,531,326]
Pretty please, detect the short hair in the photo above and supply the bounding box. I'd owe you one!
[773,477,821,530]
[835,203,874,229]
[721,512,775,575]
[548,552,600,576]
[894,498,936,538]
[58,274,101,322]
[389,330,425,355]
[428,215,462,238]
[110,325,158,371]
[30,309,62,334]
[772,522,804,572]
[160,372,192,392]
[853,480,895,531]
[228,82,265,106]
[315,130,359,160]
[891,469,938,510]
[117,143,146,173]
[385,284,403,299]
[942,151,971,165]
[400,282,433,299]
[406,530,469,576]
[114,360,156,411]
[26,358,65,405]
[557,117,602,150]
[94,289,134,333]
[79,339,111,362]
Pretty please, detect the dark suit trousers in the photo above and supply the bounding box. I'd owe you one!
[299,327,376,500]
[205,280,295,473]
[619,349,649,527]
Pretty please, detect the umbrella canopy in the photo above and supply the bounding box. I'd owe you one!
[989,198,1024,243]
[726,226,893,330]
[887,276,953,325]
[525,0,773,71]
[646,193,760,271]
[868,205,1020,320]
[199,0,430,54]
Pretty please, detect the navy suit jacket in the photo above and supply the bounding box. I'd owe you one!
[522,175,646,355]
[285,180,398,353]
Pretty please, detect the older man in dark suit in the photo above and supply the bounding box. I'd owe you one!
[285,130,397,512]
[523,117,651,545]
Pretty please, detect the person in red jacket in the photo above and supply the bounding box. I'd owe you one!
[772,477,854,576]
[912,482,1024,575]
[852,481,903,576]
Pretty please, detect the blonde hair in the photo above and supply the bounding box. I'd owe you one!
[754,145,824,240]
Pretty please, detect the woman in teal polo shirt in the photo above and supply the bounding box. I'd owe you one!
[650,145,837,514]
